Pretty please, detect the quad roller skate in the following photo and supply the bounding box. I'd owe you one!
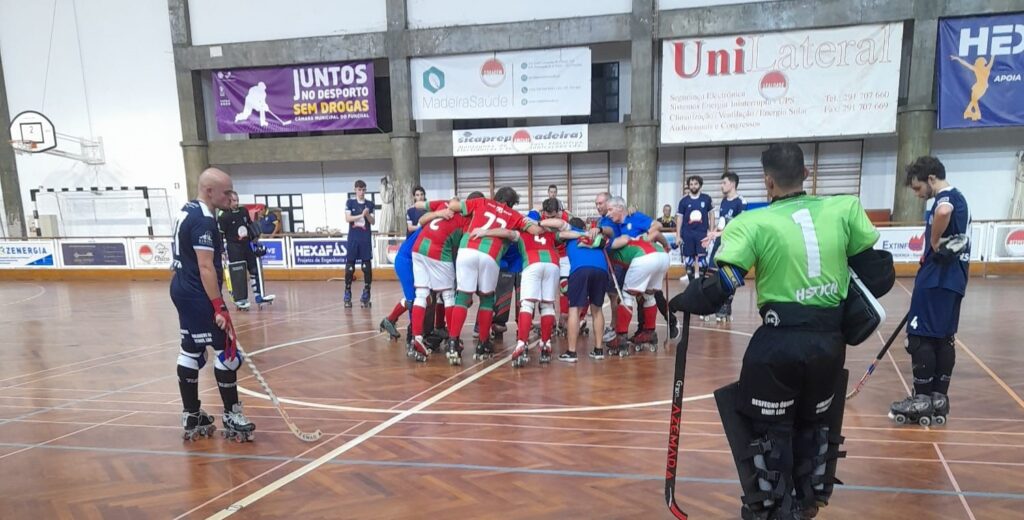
[360,286,372,308]
[715,302,732,323]
[255,294,275,309]
[408,336,429,362]
[511,340,530,368]
[602,326,616,344]
[888,394,935,426]
[931,392,950,426]
[379,318,401,341]
[446,338,464,366]
[539,340,553,364]
[554,324,568,338]
[344,288,353,308]
[491,324,507,339]
[474,339,495,361]
[234,300,251,311]
[629,330,658,353]
[222,403,256,442]
[606,333,629,358]
[182,408,216,441]
[578,321,590,336]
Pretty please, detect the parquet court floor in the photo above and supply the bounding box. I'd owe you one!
[0,277,1021,519]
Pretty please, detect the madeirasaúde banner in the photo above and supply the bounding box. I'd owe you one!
[214,61,376,134]
[411,47,590,119]
[938,14,1024,129]
[452,125,588,156]
[661,23,903,144]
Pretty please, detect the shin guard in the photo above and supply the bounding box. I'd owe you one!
[793,370,848,513]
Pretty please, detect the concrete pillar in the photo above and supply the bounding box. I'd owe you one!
[168,0,209,200]
[0,53,26,237]
[626,0,658,216]
[385,0,420,233]
[181,141,210,200]
[892,17,936,223]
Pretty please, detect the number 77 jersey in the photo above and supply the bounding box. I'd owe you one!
[714,194,879,308]
[459,198,534,261]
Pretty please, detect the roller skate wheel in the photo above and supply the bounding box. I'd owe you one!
[415,353,428,363]
[894,413,908,425]
[649,344,657,352]
[619,349,628,358]
[934,415,946,425]
[918,416,932,427]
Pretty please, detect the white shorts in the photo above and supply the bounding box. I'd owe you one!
[412,253,455,290]
[624,252,670,294]
[559,256,571,278]
[520,262,560,302]
[455,248,500,294]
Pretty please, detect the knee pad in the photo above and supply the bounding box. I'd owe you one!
[520,299,536,316]
[715,382,795,513]
[455,291,473,308]
[642,294,657,308]
[478,292,495,310]
[793,370,848,510]
[621,291,638,311]
[362,262,372,283]
[414,287,430,308]
[559,278,569,295]
[177,349,207,371]
[215,350,243,371]
[441,289,455,307]
[539,301,556,317]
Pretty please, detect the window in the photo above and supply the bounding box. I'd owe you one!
[255,193,303,233]
[682,140,864,204]
[562,62,620,125]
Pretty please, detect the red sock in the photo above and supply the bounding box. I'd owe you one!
[579,307,588,320]
[517,311,533,342]
[540,314,555,341]
[450,305,469,338]
[477,309,494,340]
[435,302,446,328]
[387,300,406,322]
[559,294,569,315]
[411,304,426,337]
[616,305,632,335]
[445,305,455,331]
[643,303,658,331]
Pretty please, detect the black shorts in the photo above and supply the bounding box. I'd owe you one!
[568,267,608,308]
[347,238,372,262]
[736,320,845,425]
[171,293,225,354]
[606,264,626,295]
[681,232,707,258]
[908,286,963,338]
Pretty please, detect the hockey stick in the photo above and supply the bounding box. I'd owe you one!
[664,311,691,519]
[266,109,293,126]
[602,248,625,303]
[227,328,323,442]
[845,313,909,401]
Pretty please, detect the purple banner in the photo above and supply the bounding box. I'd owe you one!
[214,61,377,134]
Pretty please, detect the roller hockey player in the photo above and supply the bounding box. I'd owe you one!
[218,193,275,310]
[170,168,256,442]
[511,198,566,367]
[344,180,375,308]
[889,156,971,427]
[706,172,746,322]
[671,143,894,519]
[676,175,714,281]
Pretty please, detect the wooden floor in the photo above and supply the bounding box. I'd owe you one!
[0,277,1022,519]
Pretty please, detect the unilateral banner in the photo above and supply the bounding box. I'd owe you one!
[411,47,591,120]
[661,23,903,144]
[452,125,588,156]
[214,62,377,134]
[938,14,1024,129]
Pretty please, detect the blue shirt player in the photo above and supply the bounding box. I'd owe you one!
[345,179,375,308]
[676,175,715,279]
[890,156,971,426]
[169,168,254,442]
[555,218,612,361]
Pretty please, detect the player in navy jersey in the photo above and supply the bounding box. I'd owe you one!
[676,175,715,280]
[705,172,747,321]
[890,156,971,427]
[345,180,375,308]
[406,186,427,235]
[170,168,255,442]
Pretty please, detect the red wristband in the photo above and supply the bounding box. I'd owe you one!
[211,297,227,311]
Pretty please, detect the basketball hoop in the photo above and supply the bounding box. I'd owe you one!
[9,139,39,154]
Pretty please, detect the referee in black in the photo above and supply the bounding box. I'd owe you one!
[217,191,261,309]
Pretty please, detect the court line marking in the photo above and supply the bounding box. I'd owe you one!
[0,284,45,307]
[206,354,514,519]
[894,279,1024,413]
[935,441,977,520]
[0,411,136,462]
[2,441,1022,502]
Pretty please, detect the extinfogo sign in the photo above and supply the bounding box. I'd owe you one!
[660,23,904,144]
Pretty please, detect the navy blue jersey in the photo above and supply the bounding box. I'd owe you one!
[171,201,223,297]
[677,193,714,234]
[346,198,375,242]
[599,211,654,239]
[406,207,426,236]
[718,196,746,226]
[917,187,971,295]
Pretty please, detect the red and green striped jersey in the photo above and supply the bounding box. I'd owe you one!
[611,238,665,267]
[413,200,468,262]
[459,198,533,261]
[517,229,559,268]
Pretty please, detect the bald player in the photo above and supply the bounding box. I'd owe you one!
[170,168,256,442]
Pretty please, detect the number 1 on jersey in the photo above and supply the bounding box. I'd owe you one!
[791,208,821,278]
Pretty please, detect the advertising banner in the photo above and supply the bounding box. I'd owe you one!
[452,125,588,156]
[131,238,174,268]
[938,14,1024,129]
[661,23,903,144]
[258,238,287,267]
[0,240,56,268]
[60,240,129,268]
[291,238,349,267]
[875,225,985,263]
[214,61,377,134]
[989,225,1024,261]
[411,47,591,119]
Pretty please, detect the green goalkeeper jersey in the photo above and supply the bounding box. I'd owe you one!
[714,194,879,308]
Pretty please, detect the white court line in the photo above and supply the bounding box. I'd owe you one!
[0,411,136,461]
[206,354,513,519]
[0,284,45,307]
[935,442,978,520]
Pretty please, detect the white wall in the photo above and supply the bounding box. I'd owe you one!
[658,0,769,9]
[860,136,897,211]
[933,128,1024,221]
[408,0,631,29]
[188,0,387,45]
[1,0,187,236]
